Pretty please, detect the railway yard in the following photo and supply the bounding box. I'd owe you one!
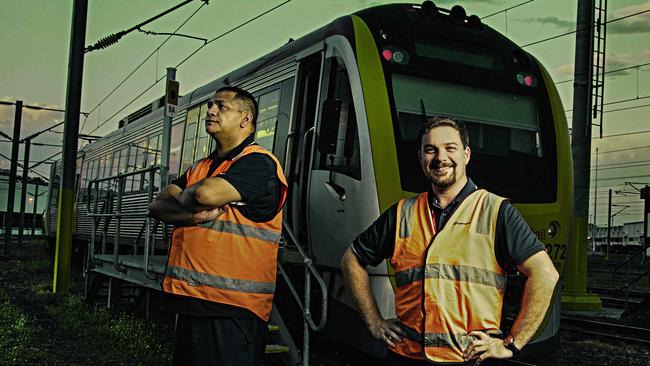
[1,240,649,365]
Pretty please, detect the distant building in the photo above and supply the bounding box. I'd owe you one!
[589,221,646,254]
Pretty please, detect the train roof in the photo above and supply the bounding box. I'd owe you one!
[77,1,518,156]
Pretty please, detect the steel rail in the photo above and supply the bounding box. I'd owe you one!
[561,316,650,345]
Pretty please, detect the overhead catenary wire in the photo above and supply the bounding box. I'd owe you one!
[592,159,650,168]
[84,0,197,53]
[590,174,650,181]
[566,95,650,113]
[0,152,51,181]
[481,0,536,19]
[87,0,292,136]
[591,162,650,171]
[591,145,650,155]
[0,141,62,148]
[592,129,650,139]
[566,99,650,117]
[521,8,650,48]
[555,61,650,85]
[80,1,208,133]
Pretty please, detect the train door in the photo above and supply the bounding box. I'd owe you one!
[307,38,380,268]
[286,52,323,248]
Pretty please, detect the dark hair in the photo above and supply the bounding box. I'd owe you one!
[215,86,258,129]
[417,116,469,148]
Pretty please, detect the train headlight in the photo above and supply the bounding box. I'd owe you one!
[547,221,560,238]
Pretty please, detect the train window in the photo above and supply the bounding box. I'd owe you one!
[111,150,120,177]
[169,122,184,181]
[181,107,199,173]
[195,103,211,159]
[255,89,281,151]
[126,144,137,192]
[103,154,113,179]
[133,140,148,191]
[118,147,128,174]
[78,160,88,202]
[87,160,94,183]
[148,134,161,166]
[316,54,361,180]
[96,158,105,180]
[391,74,555,202]
[145,134,161,190]
[414,41,505,71]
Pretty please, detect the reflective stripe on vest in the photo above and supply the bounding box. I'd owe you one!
[395,263,506,289]
[391,190,505,362]
[162,144,288,321]
[197,219,283,243]
[165,264,276,294]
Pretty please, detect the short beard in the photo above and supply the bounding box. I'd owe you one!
[427,161,456,188]
[427,172,456,188]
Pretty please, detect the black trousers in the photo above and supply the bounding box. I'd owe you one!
[172,314,267,366]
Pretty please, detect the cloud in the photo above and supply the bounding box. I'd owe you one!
[611,0,650,18]
[608,0,650,34]
[550,48,650,82]
[1,97,66,179]
[551,63,574,79]
[0,97,64,139]
[520,16,574,30]
[605,49,650,76]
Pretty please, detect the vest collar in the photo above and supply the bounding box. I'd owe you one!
[428,177,478,210]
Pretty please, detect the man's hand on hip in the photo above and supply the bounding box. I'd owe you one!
[368,318,405,348]
[463,331,513,365]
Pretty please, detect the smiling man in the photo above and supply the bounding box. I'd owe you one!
[149,86,287,366]
[340,116,558,365]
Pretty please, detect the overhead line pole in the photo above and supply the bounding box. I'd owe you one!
[18,140,31,246]
[161,67,177,187]
[3,100,22,256]
[563,0,602,310]
[54,0,87,293]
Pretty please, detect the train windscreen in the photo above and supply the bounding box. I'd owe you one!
[392,74,556,203]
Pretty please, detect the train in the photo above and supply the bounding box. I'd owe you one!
[45,1,572,362]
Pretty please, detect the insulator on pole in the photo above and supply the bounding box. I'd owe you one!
[85,32,125,53]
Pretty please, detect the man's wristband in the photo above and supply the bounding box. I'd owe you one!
[503,335,521,356]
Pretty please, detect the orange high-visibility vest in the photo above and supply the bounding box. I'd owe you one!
[163,144,288,321]
[391,190,506,362]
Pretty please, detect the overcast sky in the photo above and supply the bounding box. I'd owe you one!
[0,0,649,225]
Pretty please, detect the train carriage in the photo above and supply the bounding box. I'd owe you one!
[45,1,571,361]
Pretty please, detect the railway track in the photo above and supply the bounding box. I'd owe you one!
[561,316,650,345]
[588,287,650,309]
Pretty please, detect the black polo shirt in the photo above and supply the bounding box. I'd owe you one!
[351,178,544,271]
[163,133,281,318]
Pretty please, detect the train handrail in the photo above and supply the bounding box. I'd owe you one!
[86,165,163,276]
[279,219,328,366]
[142,167,161,281]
